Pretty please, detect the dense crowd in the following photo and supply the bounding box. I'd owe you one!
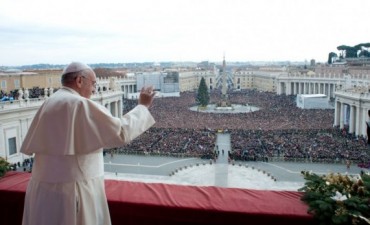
[229,128,369,164]
[111,127,216,159]
[124,90,334,130]
[113,89,370,164]
[0,87,49,100]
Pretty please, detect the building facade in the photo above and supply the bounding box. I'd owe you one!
[0,70,61,93]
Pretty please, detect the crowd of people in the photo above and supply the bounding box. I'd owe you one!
[229,127,369,164]
[108,127,217,160]
[124,90,334,130]
[0,87,49,101]
[116,89,370,165]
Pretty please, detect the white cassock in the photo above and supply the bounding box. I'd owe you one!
[20,87,155,225]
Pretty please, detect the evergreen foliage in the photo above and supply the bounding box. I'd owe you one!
[299,171,370,225]
[0,157,10,177]
[335,43,370,59]
[196,77,210,107]
[328,52,338,64]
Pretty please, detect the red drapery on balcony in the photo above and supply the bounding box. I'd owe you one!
[0,172,315,225]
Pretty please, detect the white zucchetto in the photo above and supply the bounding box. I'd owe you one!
[62,62,92,75]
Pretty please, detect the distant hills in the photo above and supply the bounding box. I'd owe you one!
[1,60,308,71]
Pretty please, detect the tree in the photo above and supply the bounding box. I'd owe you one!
[359,50,370,57]
[337,45,358,58]
[330,43,370,61]
[196,77,209,107]
[345,47,357,58]
[355,43,370,57]
[327,52,338,64]
[337,45,349,59]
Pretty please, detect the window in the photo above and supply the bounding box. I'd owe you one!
[8,137,17,155]
[14,79,20,89]
[1,80,6,89]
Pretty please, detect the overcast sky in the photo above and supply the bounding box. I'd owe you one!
[0,0,369,66]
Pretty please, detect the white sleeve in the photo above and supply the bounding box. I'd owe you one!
[119,105,156,143]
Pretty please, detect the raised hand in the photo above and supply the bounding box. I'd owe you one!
[139,86,156,108]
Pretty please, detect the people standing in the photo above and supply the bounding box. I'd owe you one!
[346,159,351,171]
[20,62,156,225]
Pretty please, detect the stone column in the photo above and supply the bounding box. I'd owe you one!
[331,83,334,98]
[340,103,344,129]
[114,101,118,117]
[349,105,355,133]
[106,102,111,113]
[363,108,368,137]
[355,105,361,136]
[276,82,280,94]
[287,82,292,95]
[295,82,298,94]
[280,81,284,95]
[334,101,340,126]
[305,82,308,94]
[118,100,122,117]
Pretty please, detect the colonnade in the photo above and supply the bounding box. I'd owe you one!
[277,77,370,137]
[290,82,335,97]
[95,77,136,116]
[121,84,136,98]
[277,79,338,98]
[334,91,370,137]
[103,101,121,117]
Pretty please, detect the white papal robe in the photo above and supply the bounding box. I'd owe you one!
[20,87,155,225]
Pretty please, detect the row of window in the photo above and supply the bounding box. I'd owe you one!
[1,80,20,89]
